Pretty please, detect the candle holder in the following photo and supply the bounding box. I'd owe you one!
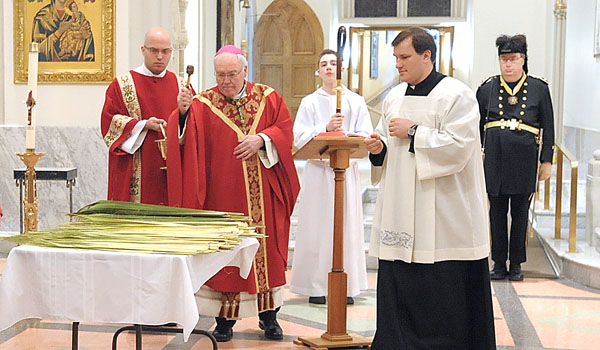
[16,150,45,233]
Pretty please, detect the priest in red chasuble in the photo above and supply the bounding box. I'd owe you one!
[166,45,300,342]
[101,27,188,205]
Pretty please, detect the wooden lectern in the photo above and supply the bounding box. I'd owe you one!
[293,135,372,349]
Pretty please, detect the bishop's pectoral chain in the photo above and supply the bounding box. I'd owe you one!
[234,100,246,127]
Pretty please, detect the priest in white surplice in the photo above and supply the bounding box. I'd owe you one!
[290,49,372,305]
[365,28,496,349]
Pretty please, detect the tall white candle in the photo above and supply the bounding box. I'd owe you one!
[26,42,39,150]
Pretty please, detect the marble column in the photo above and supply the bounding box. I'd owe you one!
[173,0,189,77]
[552,0,567,144]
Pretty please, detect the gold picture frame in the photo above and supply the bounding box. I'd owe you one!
[14,0,114,84]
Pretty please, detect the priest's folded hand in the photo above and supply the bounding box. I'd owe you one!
[389,118,412,139]
[234,135,264,160]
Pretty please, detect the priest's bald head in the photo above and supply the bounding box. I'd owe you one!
[141,27,173,75]
[214,45,248,99]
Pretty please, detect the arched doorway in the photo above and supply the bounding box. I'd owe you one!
[253,0,324,120]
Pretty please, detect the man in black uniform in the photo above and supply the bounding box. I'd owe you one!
[477,34,555,281]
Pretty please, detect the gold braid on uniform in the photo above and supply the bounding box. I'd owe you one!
[528,74,549,85]
[480,74,499,87]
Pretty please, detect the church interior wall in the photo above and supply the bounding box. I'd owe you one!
[127,1,173,71]
[198,0,217,90]
[562,0,600,171]
[183,0,202,90]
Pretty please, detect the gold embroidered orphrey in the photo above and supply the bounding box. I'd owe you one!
[115,72,143,203]
[198,84,279,316]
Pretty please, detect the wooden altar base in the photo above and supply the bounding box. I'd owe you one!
[294,334,372,349]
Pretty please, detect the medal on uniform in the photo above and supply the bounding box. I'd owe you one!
[500,74,527,107]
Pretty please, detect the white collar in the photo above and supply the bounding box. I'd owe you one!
[133,64,168,78]
[231,81,248,100]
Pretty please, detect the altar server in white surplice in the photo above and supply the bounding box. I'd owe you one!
[365,28,496,349]
[290,49,372,305]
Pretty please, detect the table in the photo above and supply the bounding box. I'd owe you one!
[13,167,77,233]
[0,239,259,346]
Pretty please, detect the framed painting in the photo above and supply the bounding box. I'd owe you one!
[14,0,115,84]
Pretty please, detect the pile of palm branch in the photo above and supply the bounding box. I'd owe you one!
[5,200,262,255]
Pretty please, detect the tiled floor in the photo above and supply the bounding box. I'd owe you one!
[1,258,600,349]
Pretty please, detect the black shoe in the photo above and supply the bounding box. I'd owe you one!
[258,307,283,340]
[309,296,326,304]
[509,264,524,281]
[347,297,354,305]
[212,327,233,342]
[212,317,235,342]
[258,318,283,340]
[490,263,508,280]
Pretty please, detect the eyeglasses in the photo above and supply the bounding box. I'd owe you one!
[144,46,173,56]
[499,55,523,64]
[215,70,243,80]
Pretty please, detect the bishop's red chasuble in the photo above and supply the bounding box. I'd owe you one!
[101,70,182,205]
[166,82,300,316]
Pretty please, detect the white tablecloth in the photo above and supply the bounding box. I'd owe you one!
[0,238,259,341]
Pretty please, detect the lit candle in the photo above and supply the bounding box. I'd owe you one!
[26,42,39,150]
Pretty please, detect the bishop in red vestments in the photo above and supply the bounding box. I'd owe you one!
[101,27,186,204]
[166,46,300,342]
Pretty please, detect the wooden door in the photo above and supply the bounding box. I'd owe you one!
[253,0,323,120]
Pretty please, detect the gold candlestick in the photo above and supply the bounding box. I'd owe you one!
[16,150,45,232]
[156,123,167,170]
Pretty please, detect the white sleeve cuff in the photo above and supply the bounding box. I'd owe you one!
[179,118,187,145]
[120,120,149,154]
[257,133,279,169]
